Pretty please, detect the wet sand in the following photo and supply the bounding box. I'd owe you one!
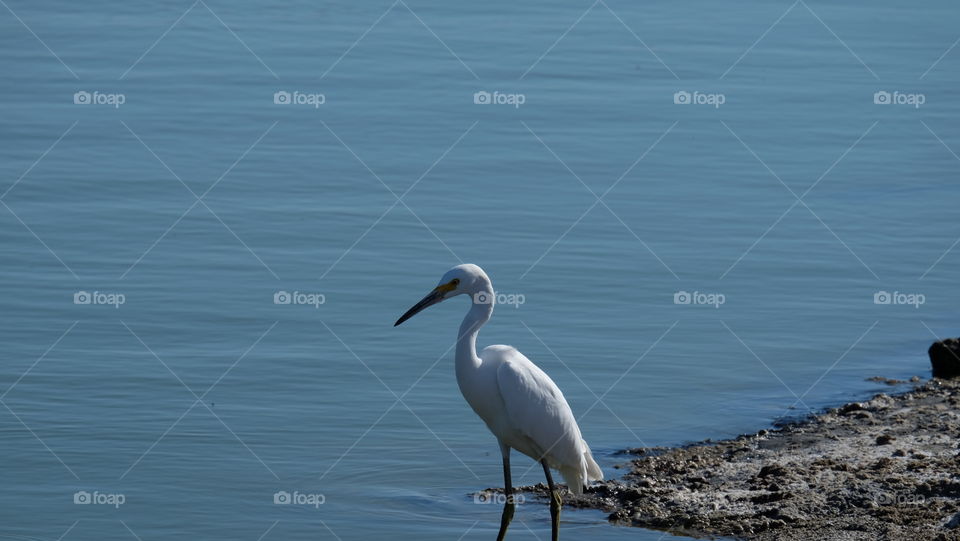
[514,377,960,540]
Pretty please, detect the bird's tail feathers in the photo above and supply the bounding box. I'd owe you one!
[559,441,603,496]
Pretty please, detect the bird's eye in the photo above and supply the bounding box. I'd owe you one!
[451,279,460,286]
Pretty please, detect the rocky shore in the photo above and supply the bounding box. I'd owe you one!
[514,377,960,540]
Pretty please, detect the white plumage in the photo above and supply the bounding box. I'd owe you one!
[481,345,602,495]
[395,264,602,540]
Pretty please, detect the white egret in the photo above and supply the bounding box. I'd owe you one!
[395,264,602,541]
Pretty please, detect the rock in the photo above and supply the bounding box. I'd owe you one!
[637,477,656,488]
[839,402,865,414]
[872,457,894,469]
[751,491,786,504]
[514,377,960,541]
[929,338,960,378]
[686,476,708,487]
[867,376,906,385]
[757,464,788,478]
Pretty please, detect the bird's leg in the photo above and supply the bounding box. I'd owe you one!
[496,447,515,541]
[541,459,560,541]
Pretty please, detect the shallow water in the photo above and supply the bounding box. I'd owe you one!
[1,1,958,539]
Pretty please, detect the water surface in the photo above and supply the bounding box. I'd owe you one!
[1,1,958,539]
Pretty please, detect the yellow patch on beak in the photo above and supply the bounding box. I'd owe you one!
[435,281,457,294]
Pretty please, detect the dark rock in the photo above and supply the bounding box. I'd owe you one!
[751,491,786,504]
[929,338,960,378]
[758,464,789,478]
[876,434,895,445]
[636,477,656,488]
[872,457,894,469]
[867,376,906,385]
[839,402,865,414]
[917,479,960,497]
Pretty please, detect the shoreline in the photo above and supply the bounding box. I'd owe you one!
[513,377,960,540]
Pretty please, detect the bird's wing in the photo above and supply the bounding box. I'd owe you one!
[489,346,584,467]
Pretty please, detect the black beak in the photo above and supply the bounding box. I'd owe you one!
[394,288,445,326]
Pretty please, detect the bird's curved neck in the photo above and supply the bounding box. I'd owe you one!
[455,288,493,371]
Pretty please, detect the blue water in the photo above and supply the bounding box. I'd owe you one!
[2,1,959,539]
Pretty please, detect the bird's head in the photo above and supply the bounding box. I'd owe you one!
[394,264,490,326]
